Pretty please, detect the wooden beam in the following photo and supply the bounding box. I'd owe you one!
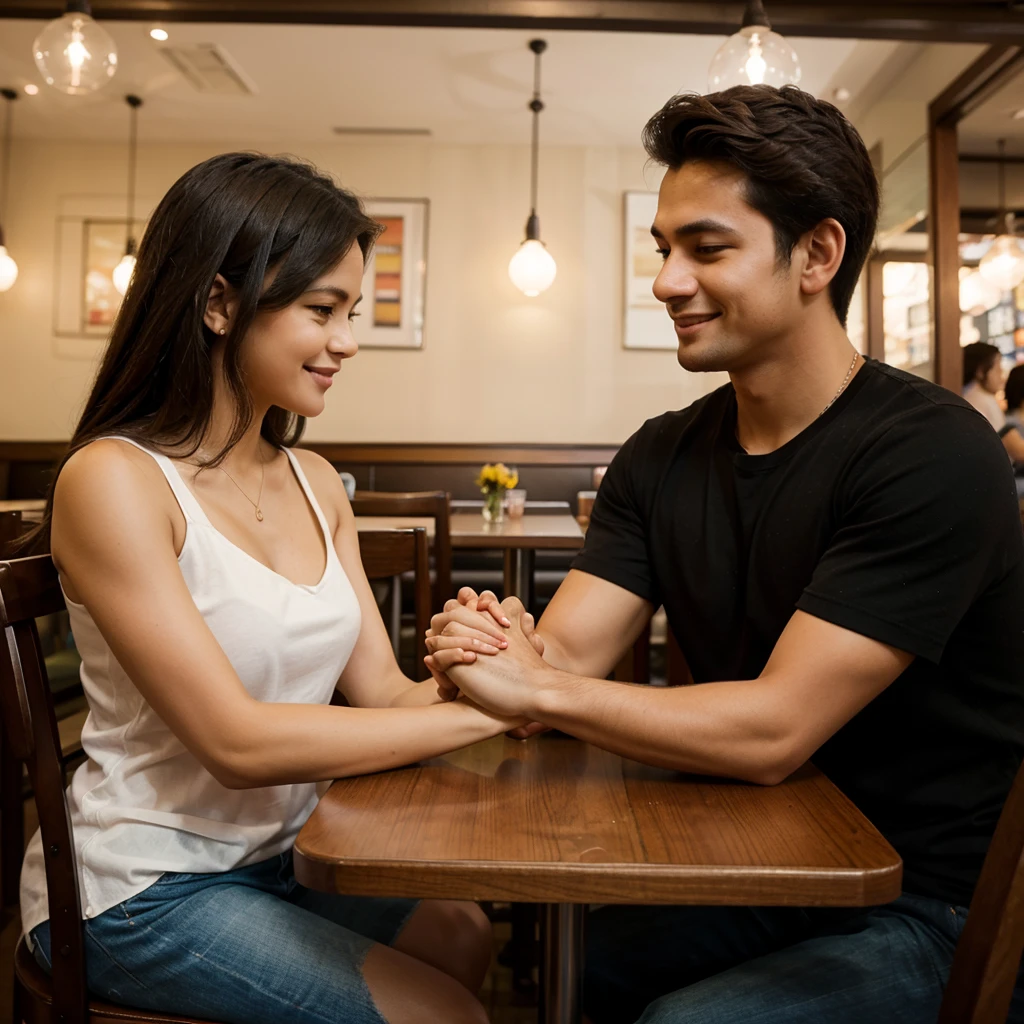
[928,45,1024,393]
[2,1,1024,44]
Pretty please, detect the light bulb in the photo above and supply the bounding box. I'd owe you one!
[0,246,18,292]
[112,252,136,295]
[708,25,801,91]
[958,267,1002,316]
[978,234,1024,292]
[508,239,557,297]
[33,11,118,95]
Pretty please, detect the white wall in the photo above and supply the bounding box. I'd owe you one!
[0,136,724,444]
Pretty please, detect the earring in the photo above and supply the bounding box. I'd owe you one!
[219,327,227,335]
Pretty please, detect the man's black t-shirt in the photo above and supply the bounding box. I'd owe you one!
[573,358,1024,907]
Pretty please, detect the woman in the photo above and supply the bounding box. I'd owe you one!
[962,341,1024,464]
[19,153,517,1024]
[1005,364,1024,499]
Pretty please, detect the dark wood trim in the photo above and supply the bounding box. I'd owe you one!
[298,442,620,466]
[928,46,1024,393]
[930,46,1024,126]
[0,442,68,462]
[960,154,1024,166]
[2,1,1024,44]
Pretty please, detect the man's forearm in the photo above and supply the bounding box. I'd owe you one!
[528,668,801,785]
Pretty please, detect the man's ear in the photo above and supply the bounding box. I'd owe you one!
[798,218,846,301]
[203,273,237,336]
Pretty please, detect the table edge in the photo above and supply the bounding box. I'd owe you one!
[292,847,903,907]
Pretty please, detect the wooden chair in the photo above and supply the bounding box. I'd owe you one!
[350,491,452,612]
[0,555,221,1024]
[938,752,1024,1023]
[357,527,432,682]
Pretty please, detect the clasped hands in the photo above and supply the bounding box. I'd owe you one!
[424,588,552,735]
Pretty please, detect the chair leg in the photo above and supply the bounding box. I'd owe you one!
[0,727,23,908]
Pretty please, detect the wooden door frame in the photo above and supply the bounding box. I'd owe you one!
[928,45,1024,391]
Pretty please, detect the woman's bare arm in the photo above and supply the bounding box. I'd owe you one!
[52,442,520,790]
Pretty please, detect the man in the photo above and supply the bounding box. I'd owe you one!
[426,85,1024,1023]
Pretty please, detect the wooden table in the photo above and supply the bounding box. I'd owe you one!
[294,735,902,1023]
[355,512,585,608]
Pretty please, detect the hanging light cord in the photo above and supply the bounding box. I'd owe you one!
[0,90,15,244]
[125,95,142,253]
[529,45,544,216]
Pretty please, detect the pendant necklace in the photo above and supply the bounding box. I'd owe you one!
[218,448,265,522]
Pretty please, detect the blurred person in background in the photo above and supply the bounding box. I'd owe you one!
[962,341,1024,464]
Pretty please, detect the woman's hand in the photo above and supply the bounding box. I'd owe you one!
[425,589,545,675]
[425,588,548,738]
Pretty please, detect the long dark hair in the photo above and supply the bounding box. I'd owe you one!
[29,152,381,549]
[642,85,879,326]
[1006,365,1024,413]
[962,342,1001,388]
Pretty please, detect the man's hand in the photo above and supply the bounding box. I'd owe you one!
[441,597,555,719]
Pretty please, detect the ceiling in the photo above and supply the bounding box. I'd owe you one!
[0,19,917,146]
[960,67,1024,152]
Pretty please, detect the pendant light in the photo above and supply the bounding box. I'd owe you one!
[112,94,142,297]
[978,139,1024,293]
[959,266,1001,317]
[708,1,801,91]
[33,0,117,96]
[508,39,557,298]
[0,89,18,293]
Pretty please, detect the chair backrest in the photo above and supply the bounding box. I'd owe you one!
[939,754,1024,1023]
[0,510,23,558]
[0,554,89,1024]
[357,528,432,682]
[350,491,452,613]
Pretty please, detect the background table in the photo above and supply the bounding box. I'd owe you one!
[355,512,584,608]
[294,735,902,1023]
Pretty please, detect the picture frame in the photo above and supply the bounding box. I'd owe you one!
[358,198,429,350]
[623,190,675,350]
[53,194,150,339]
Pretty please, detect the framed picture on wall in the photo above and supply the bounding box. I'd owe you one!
[53,194,151,339]
[623,191,675,350]
[357,198,429,350]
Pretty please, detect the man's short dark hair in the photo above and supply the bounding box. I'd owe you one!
[642,85,879,326]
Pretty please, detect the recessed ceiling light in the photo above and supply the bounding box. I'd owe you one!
[23,83,39,96]
[833,87,851,103]
[150,27,169,42]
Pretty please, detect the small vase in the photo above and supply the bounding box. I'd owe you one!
[482,491,505,523]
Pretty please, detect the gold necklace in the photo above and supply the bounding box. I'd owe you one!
[217,449,265,522]
[820,352,860,418]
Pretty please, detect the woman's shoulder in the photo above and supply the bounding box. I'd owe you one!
[59,437,169,498]
[55,438,179,543]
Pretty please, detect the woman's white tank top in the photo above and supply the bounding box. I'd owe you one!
[20,437,362,939]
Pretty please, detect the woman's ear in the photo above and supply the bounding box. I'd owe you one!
[798,218,847,303]
[203,274,236,337]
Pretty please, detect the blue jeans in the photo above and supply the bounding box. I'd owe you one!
[584,893,967,1024]
[30,851,418,1024]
